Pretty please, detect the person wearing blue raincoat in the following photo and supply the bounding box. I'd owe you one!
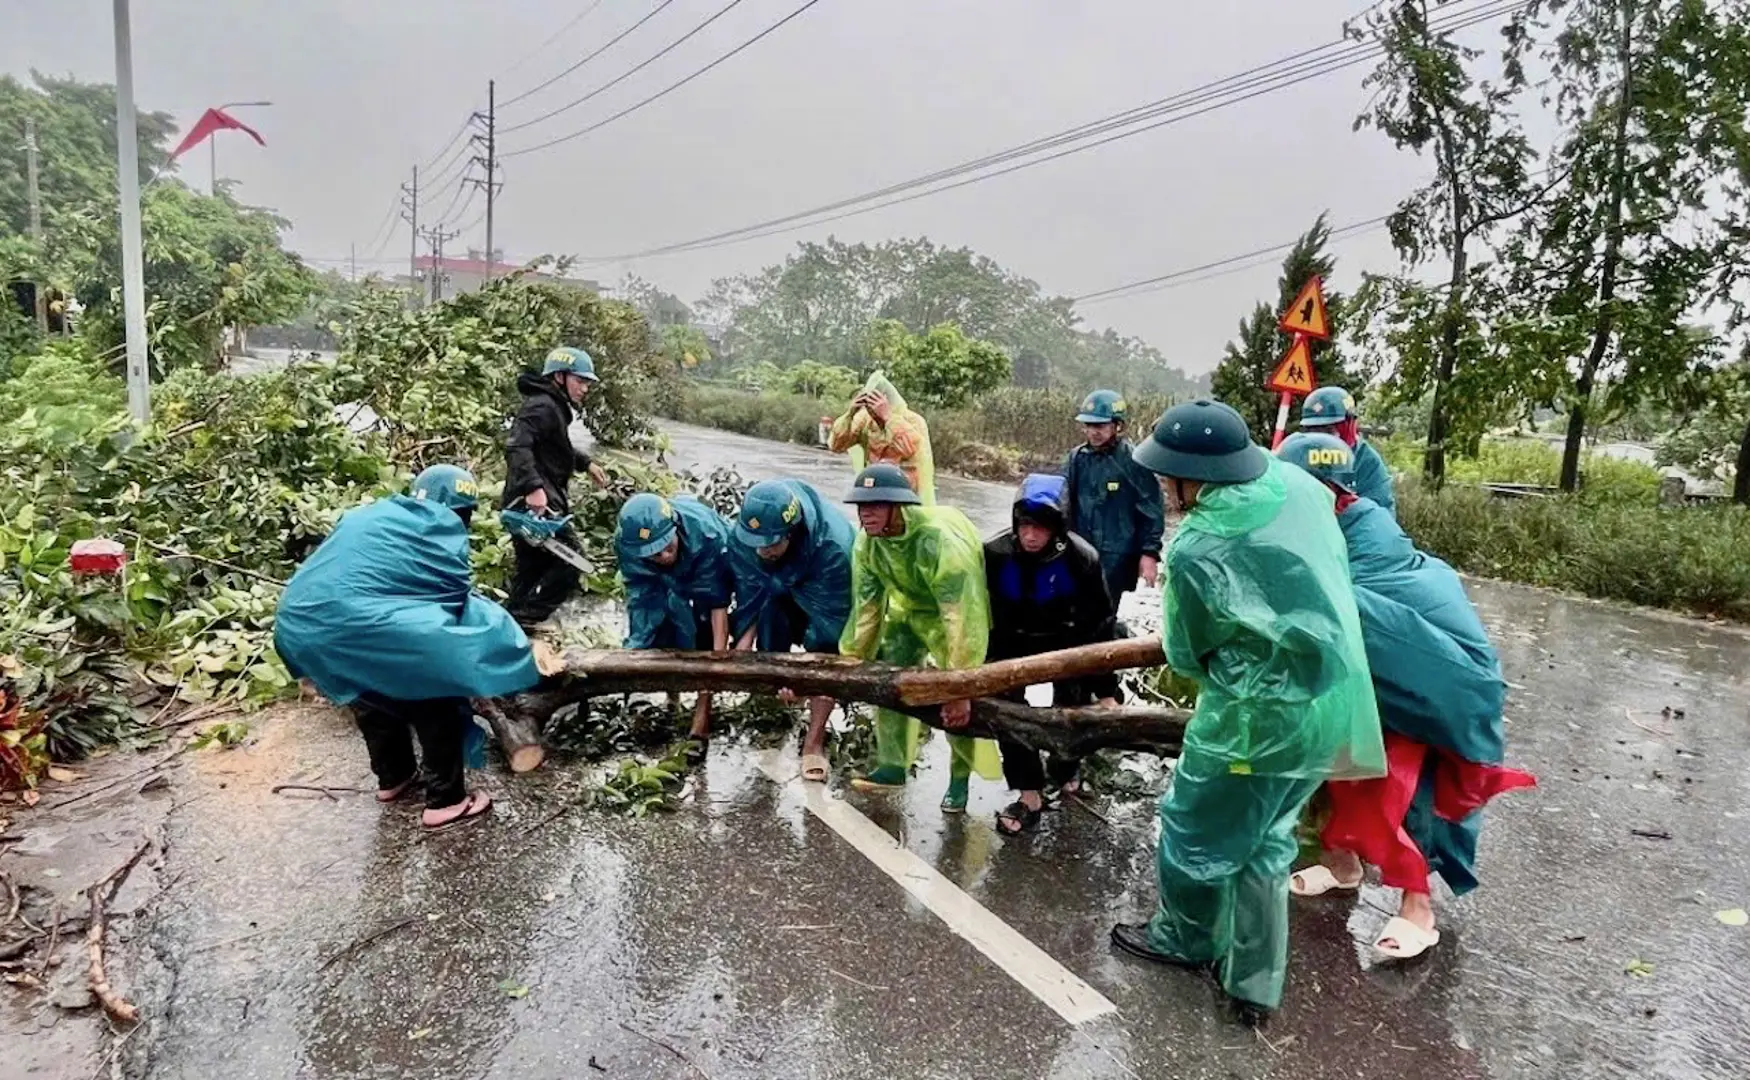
[1061,389,1167,602]
[1296,386,1395,515]
[1277,433,1534,962]
[616,492,736,760]
[1108,402,1384,1026]
[274,465,540,830]
[727,479,854,783]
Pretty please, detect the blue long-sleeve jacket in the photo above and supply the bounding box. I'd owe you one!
[1060,438,1165,594]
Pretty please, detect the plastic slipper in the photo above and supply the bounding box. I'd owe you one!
[421,791,492,831]
[800,753,831,783]
[996,799,1042,835]
[1373,916,1440,960]
[1290,864,1363,897]
[376,776,418,803]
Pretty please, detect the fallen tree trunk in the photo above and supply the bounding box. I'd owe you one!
[473,698,545,773]
[540,637,1167,708]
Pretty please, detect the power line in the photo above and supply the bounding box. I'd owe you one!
[569,0,1522,258]
[418,117,473,174]
[498,0,611,77]
[499,0,686,109]
[360,195,402,260]
[500,0,752,136]
[502,0,830,159]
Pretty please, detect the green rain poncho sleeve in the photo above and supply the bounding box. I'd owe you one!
[830,372,936,506]
[839,505,1000,780]
[1163,460,1384,781]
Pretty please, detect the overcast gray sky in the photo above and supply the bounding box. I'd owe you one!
[2,0,1519,373]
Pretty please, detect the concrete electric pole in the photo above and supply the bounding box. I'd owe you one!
[112,0,151,423]
[468,80,502,278]
[401,166,419,306]
[419,224,460,304]
[23,117,47,332]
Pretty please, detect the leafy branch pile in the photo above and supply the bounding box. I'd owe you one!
[0,272,670,784]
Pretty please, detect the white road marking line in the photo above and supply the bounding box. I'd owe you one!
[757,752,1118,1026]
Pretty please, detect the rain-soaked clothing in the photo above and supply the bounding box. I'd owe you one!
[728,479,854,653]
[1319,497,1534,895]
[1145,459,1383,1010]
[1061,438,1165,598]
[1350,438,1396,517]
[840,504,1001,782]
[274,495,540,705]
[829,373,936,505]
[619,496,735,650]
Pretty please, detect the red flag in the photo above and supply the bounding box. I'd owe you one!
[170,107,267,159]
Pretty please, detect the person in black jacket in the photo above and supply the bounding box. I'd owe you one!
[502,345,609,626]
[984,473,1120,835]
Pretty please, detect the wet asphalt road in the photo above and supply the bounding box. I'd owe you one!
[120,423,1750,1079]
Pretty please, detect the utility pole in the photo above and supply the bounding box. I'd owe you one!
[113,0,151,423]
[401,165,419,307]
[349,241,357,283]
[468,80,502,278]
[23,117,48,332]
[419,224,460,304]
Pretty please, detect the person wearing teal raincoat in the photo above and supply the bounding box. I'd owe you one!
[275,465,539,830]
[1276,433,1534,962]
[1109,401,1384,1025]
[1061,389,1166,601]
[1297,385,1395,515]
[728,478,854,782]
[839,463,1002,812]
[616,492,736,760]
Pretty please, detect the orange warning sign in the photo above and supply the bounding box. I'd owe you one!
[1278,276,1331,340]
[1266,336,1317,395]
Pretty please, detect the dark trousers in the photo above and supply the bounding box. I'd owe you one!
[352,694,470,809]
[998,680,1100,793]
[506,537,580,626]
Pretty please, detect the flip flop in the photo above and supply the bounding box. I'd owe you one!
[996,799,1043,835]
[421,792,493,831]
[1290,864,1363,897]
[800,753,831,783]
[1373,916,1440,961]
[376,776,419,803]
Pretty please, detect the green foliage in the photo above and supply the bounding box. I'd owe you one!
[1395,479,1750,620]
[189,719,250,751]
[783,359,861,401]
[1374,435,1662,504]
[1211,216,1373,443]
[586,747,692,816]
[866,319,1012,409]
[1658,354,1750,497]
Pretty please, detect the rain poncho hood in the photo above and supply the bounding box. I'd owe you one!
[829,372,936,505]
[1163,458,1383,780]
[619,495,735,650]
[841,504,1001,780]
[274,496,540,704]
[728,479,854,652]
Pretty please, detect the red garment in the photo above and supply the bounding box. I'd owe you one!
[1334,417,1361,446]
[170,108,266,159]
[1322,733,1536,894]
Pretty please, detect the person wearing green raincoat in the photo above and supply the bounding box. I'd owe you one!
[616,492,736,761]
[1109,401,1384,1026]
[728,478,854,783]
[274,465,540,831]
[828,372,937,505]
[839,463,1001,811]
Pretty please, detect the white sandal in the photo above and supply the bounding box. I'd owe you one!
[1373,916,1440,960]
[1289,864,1363,897]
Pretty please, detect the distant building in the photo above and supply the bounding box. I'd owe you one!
[397,249,600,298]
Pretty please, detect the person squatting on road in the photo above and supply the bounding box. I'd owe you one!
[1276,433,1536,961]
[840,463,1003,812]
[1109,400,1385,1025]
[502,345,611,626]
[828,371,937,505]
[616,492,736,763]
[1061,389,1166,603]
[273,465,540,830]
[728,478,855,783]
[1296,385,1396,516]
[983,473,1121,836]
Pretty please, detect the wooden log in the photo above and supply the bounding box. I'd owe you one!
[898,698,1187,759]
[473,698,545,773]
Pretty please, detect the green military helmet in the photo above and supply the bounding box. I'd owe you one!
[1276,431,1357,492]
[617,493,679,558]
[735,480,806,547]
[1298,385,1357,428]
[1133,399,1269,484]
[410,463,480,510]
[1075,389,1128,424]
[845,463,921,505]
[541,345,601,382]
